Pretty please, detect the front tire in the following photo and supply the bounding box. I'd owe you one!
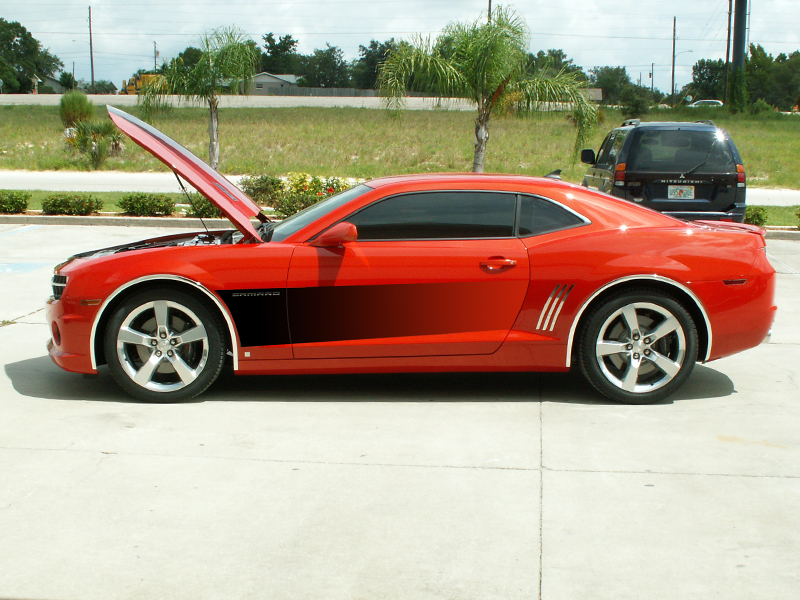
[579,289,699,404]
[104,288,225,402]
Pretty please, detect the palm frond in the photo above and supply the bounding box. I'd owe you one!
[515,68,599,157]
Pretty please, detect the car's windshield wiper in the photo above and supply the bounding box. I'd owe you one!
[683,141,717,177]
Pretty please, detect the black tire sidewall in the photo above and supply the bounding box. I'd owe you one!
[104,288,225,403]
[579,290,699,404]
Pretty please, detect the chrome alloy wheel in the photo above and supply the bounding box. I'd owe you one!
[594,302,687,394]
[116,299,209,393]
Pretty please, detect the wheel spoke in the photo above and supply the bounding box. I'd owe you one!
[153,300,169,332]
[621,305,640,336]
[622,356,642,392]
[118,327,152,347]
[133,353,162,386]
[174,324,207,346]
[596,341,629,357]
[647,316,679,343]
[167,353,198,385]
[647,350,682,379]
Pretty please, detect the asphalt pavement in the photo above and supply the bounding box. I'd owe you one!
[2,169,799,206]
[0,224,798,600]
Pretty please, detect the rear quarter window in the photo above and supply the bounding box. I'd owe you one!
[517,195,587,237]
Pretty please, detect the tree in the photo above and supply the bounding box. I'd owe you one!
[690,58,726,101]
[0,18,63,93]
[589,66,630,105]
[378,6,596,172]
[83,80,117,94]
[59,71,76,91]
[527,49,587,81]
[176,46,203,72]
[352,39,396,89]
[261,33,300,74]
[139,27,260,171]
[297,44,352,87]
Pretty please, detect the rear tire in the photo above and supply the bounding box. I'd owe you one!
[578,289,698,404]
[104,288,225,402]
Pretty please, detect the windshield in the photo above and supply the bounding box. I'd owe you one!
[269,184,373,242]
[627,128,736,174]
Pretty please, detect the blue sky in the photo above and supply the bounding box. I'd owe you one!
[3,0,797,93]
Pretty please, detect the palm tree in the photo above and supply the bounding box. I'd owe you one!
[139,27,260,170]
[378,6,597,173]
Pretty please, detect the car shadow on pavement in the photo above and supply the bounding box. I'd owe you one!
[5,356,734,405]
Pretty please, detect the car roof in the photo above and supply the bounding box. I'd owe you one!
[615,121,719,131]
[364,172,562,189]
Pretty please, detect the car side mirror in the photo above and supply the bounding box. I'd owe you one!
[309,221,358,247]
[581,149,596,165]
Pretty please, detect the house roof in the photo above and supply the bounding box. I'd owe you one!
[253,72,299,85]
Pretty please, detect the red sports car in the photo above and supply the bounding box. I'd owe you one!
[45,106,776,404]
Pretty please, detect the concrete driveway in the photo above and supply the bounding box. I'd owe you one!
[0,225,798,600]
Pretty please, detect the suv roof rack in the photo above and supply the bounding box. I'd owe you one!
[621,119,641,127]
[694,120,717,126]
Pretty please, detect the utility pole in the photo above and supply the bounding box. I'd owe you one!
[651,62,654,101]
[88,6,95,87]
[154,41,158,70]
[488,0,492,22]
[730,0,748,111]
[671,16,676,106]
[72,62,75,90]
[723,0,733,102]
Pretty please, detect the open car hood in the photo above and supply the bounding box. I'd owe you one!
[107,105,265,240]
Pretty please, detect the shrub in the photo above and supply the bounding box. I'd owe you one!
[749,98,773,115]
[795,206,800,230]
[184,193,222,218]
[744,206,768,227]
[271,173,350,218]
[0,190,30,214]
[118,193,176,217]
[239,174,284,206]
[620,85,650,119]
[59,91,94,127]
[41,194,103,216]
[66,119,124,169]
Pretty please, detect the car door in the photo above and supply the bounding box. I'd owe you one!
[286,190,530,359]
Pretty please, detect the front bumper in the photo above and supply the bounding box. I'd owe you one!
[46,296,98,374]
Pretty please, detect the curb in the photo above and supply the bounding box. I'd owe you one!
[765,228,800,240]
[0,214,234,229]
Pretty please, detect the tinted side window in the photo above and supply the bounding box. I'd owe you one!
[517,195,586,237]
[594,132,617,166]
[347,191,516,240]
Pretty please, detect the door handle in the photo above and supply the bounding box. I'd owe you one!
[480,258,516,271]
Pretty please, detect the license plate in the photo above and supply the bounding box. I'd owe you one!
[668,185,695,199]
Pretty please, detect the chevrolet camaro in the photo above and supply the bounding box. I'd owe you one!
[45,106,777,404]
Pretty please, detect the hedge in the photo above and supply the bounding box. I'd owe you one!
[0,190,30,214]
[41,194,103,216]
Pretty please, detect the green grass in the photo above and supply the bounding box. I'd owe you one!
[758,205,800,227]
[1,104,799,189]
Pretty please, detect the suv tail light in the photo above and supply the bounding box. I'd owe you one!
[614,162,626,186]
[736,164,745,187]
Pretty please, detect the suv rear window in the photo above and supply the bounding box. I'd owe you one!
[627,129,736,174]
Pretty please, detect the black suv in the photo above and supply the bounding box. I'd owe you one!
[581,120,746,222]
